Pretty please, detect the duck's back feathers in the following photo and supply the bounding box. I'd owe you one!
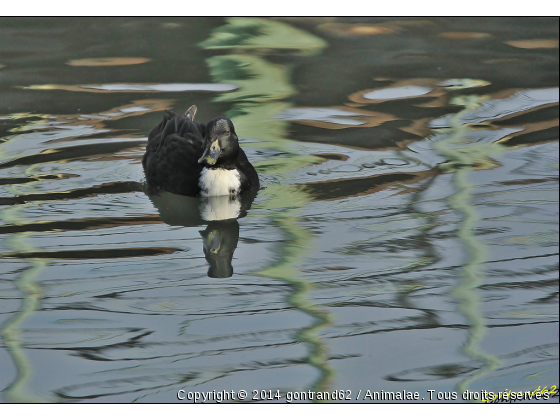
[143,109,206,196]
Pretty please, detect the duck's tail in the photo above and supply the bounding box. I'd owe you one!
[185,105,197,121]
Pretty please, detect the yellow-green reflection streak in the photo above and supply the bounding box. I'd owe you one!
[0,160,50,402]
[253,185,334,397]
[202,20,326,177]
[206,55,323,175]
[200,17,327,56]
[202,18,333,398]
[433,95,503,399]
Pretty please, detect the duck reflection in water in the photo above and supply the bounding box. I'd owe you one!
[147,189,257,278]
[199,220,239,278]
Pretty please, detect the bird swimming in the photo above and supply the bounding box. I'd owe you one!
[142,105,259,197]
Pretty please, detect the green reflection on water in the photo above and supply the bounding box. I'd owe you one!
[202,19,325,177]
[207,54,295,103]
[202,18,333,397]
[0,161,50,402]
[200,17,327,55]
[255,201,334,395]
[432,92,504,399]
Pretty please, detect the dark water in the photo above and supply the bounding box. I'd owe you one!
[0,17,558,403]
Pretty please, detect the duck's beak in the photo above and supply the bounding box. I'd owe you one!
[198,140,221,166]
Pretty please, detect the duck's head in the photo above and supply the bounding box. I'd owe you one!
[198,117,239,168]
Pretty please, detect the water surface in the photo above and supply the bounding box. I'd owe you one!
[0,17,558,403]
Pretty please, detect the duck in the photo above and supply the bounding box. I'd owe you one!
[142,105,259,197]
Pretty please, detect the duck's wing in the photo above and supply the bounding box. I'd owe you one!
[142,106,206,167]
[147,110,176,142]
[144,105,200,151]
[143,108,206,196]
[142,110,176,169]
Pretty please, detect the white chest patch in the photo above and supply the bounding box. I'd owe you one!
[199,168,241,197]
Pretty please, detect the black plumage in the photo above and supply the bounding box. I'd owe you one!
[142,105,259,197]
